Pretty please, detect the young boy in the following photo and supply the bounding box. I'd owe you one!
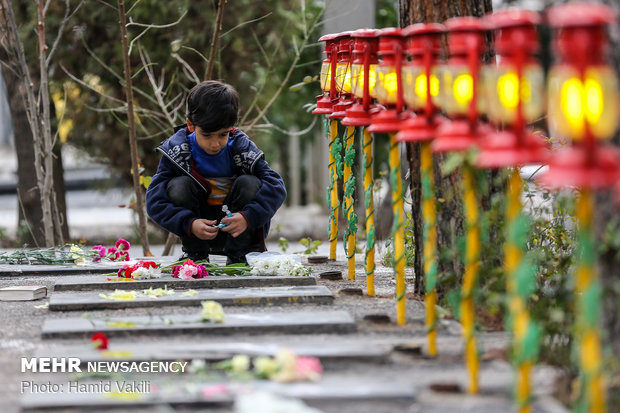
[146,80,286,264]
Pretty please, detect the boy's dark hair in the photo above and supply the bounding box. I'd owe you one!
[186,80,239,132]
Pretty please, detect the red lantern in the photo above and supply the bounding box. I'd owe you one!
[432,17,486,153]
[342,29,381,127]
[477,9,549,168]
[368,28,406,134]
[328,31,355,120]
[313,33,339,115]
[396,23,445,142]
[540,3,620,189]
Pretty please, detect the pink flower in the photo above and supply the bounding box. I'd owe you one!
[116,250,130,261]
[171,259,209,279]
[201,384,229,398]
[115,238,131,251]
[91,245,106,262]
[179,265,198,279]
[295,356,322,381]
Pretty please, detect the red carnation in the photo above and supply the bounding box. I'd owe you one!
[91,332,109,350]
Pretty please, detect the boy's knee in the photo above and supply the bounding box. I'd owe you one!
[231,175,261,203]
[167,176,200,207]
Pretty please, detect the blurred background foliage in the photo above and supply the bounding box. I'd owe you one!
[11,0,328,187]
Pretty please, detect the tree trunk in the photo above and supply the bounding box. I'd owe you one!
[399,0,493,295]
[1,0,69,247]
[1,54,68,246]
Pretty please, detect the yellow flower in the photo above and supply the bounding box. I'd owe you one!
[70,244,85,264]
[99,290,137,301]
[200,300,225,323]
[231,354,250,373]
[253,356,280,379]
[142,287,175,298]
[271,349,298,383]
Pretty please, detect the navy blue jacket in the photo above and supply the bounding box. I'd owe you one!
[146,125,286,240]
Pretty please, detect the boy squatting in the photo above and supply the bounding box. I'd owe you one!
[146,80,286,264]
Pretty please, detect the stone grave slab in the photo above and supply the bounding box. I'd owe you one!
[0,264,122,277]
[41,310,357,339]
[35,339,389,364]
[0,257,179,277]
[53,274,316,291]
[49,285,333,311]
[21,375,415,411]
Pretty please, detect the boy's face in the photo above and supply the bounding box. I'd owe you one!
[190,124,231,155]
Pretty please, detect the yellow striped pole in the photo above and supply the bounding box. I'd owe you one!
[327,119,341,261]
[363,127,376,296]
[421,141,438,356]
[389,133,406,325]
[343,125,357,280]
[504,168,536,413]
[461,163,480,394]
[574,189,605,413]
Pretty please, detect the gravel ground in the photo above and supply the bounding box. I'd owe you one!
[0,250,566,413]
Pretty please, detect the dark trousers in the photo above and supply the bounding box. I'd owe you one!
[166,175,262,260]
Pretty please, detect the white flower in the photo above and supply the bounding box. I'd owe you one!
[188,359,207,374]
[201,300,225,323]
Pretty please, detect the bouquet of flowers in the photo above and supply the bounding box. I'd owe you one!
[0,238,131,265]
[205,349,323,383]
[249,255,310,277]
[117,261,161,279]
[171,260,209,280]
[92,238,131,262]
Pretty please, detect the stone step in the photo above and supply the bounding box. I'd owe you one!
[41,310,357,339]
[53,274,316,291]
[48,285,334,311]
[35,339,390,364]
[20,375,415,411]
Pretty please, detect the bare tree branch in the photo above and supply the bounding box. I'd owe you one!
[220,11,272,38]
[204,0,227,80]
[117,0,151,256]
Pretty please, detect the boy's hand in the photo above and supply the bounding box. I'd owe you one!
[220,212,248,238]
[191,219,219,240]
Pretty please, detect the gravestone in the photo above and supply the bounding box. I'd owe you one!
[48,285,334,311]
[41,310,357,339]
[53,274,316,292]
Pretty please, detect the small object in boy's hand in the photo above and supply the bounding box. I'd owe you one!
[222,204,233,217]
[218,204,233,228]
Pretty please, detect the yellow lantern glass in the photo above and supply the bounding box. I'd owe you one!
[439,65,478,117]
[335,62,352,93]
[402,66,441,110]
[350,63,377,99]
[485,64,544,125]
[374,65,399,104]
[547,65,619,140]
[320,62,332,92]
